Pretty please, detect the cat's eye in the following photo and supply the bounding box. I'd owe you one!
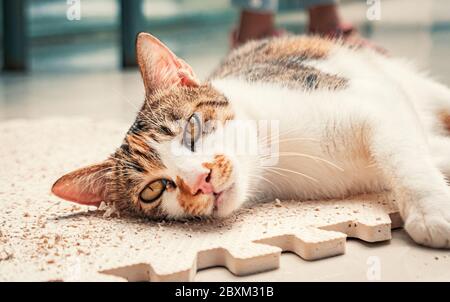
[183,113,201,152]
[140,179,169,203]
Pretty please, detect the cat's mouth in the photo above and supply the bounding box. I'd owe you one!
[212,185,234,214]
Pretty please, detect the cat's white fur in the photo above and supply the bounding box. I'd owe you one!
[209,46,450,248]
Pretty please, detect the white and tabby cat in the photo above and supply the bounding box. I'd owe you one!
[52,33,450,248]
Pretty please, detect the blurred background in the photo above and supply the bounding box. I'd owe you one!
[0,0,450,124]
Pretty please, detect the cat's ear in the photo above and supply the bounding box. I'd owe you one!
[51,160,113,207]
[136,32,200,94]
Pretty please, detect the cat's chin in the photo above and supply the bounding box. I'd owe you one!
[212,184,239,218]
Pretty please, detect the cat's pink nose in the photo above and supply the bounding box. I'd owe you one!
[191,172,213,195]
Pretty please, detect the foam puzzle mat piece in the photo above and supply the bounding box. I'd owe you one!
[255,228,347,261]
[0,118,402,281]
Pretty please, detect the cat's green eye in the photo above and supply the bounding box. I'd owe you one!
[183,113,201,152]
[140,179,169,203]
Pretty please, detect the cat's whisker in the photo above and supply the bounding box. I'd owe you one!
[81,168,115,193]
[248,173,275,186]
[263,166,319,183]
[111,88,169,129]
[109,88,166,131]
[277,137,320,143]
[259,151,344,172]
[110,88,167,129]
[264,124,309,141]
[261,167,285,177]
[245,188,263,197]
[109,156,143,170]
[84,166,114,176]
[258,134,319,145]
[247,173,282,196]
[90,165,135,181]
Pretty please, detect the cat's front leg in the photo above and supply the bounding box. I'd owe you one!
[369,120,450,248]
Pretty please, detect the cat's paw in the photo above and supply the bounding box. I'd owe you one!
[404,209,450,248]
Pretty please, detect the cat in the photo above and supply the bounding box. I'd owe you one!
[52,32,450,248]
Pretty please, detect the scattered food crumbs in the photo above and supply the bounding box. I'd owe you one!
[0,248,13,261]
[275,199,282,207]
[98,202,119,218]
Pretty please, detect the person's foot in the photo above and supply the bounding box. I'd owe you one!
[231,5,386,54]
[308,4,343,36]
[308,4,387,54]
[230,10,284,48]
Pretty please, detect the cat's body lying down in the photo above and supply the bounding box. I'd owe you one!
[52,33,450,248]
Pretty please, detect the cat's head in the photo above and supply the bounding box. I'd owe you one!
[51,33,257,219]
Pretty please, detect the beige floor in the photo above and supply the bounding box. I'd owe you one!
[1,0,450,281]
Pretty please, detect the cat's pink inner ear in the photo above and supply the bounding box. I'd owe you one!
[51,161,112,207]
[136,32,200,93]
